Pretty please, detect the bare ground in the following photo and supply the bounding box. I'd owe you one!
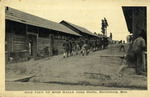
[5,44,147,90]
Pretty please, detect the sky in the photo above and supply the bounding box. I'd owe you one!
[3,0,131,41]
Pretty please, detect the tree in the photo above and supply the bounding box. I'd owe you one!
[101,18,108,36]
[101,19,105,34]
[104,17,108,27]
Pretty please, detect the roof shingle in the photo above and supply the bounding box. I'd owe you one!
[60,20,98,37]
[5,7,80,36]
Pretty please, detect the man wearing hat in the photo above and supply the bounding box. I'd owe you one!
[132,29,146,75]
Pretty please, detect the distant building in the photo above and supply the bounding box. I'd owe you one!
[5,7,80,63]
[60,20,99,39]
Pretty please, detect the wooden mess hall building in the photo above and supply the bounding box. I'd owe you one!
[122,7,147,69]
[122,7,147,43]
[5,7,80,63]
[60,20,99,40]
[122,7,147,53]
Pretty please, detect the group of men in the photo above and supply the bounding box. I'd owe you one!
[63,37,109,58]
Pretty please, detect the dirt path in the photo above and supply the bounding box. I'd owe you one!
[5,44,147,90]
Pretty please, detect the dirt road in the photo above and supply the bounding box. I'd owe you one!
[5,44,147,90]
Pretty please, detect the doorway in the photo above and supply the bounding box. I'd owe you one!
[28,34,37,57]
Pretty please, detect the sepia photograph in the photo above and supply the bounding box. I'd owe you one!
[0,0,149,96]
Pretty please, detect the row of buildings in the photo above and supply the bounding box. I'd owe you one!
[5,7,105,63]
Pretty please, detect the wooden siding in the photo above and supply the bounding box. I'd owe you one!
[38,37,51,56]
[6,33,29,61]
[53,39,65,55]
[13,34,27,51]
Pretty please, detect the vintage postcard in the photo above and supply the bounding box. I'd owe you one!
[0,0,150,97]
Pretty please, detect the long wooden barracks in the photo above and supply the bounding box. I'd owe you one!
[5,7,100,63]
[60,20,99,39]
[5,7,81,63]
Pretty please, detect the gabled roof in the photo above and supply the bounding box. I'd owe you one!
[60,20,98,37]
[5,7,80,36]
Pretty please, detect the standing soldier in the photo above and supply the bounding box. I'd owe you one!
[96,40,100,50]
[72,41,76,56]
[95,40,97,51]
[132,30,146,75]
[81,39,88,56]
[126,35,130,43]
[75,40,80,55]
[63,39,69,58]
[92,40,96,52]
[79,38,83,50]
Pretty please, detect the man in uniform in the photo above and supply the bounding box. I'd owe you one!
[132,31,146,75]
[92,40,96,52]
[75,40,80,55]
[63,39,69,58]
[81,39,88,56]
